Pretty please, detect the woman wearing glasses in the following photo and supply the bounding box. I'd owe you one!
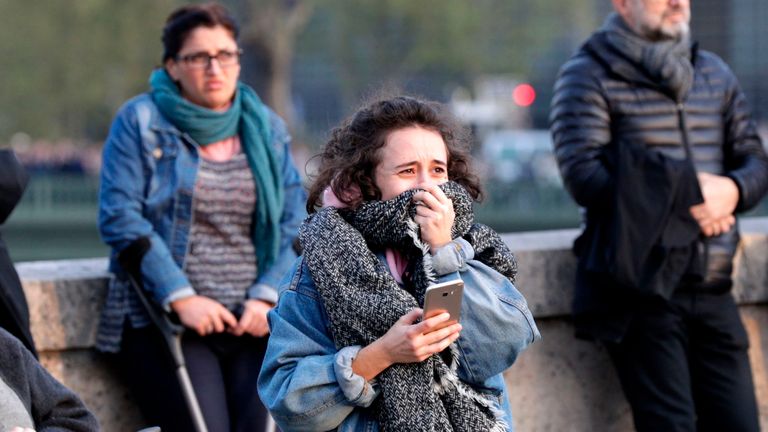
[97,3,306,431]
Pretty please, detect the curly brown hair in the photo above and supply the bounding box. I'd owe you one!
[306,95,482,213]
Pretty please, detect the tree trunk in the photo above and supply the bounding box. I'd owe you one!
[236,0,313,131]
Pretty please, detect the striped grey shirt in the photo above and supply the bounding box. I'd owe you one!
[185,152,258,309]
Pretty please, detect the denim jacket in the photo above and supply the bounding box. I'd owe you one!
[96,94,307,351]
[258,238,540,432]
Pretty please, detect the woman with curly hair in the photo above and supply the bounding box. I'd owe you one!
[258,95,540,431]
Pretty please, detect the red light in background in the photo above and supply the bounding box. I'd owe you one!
[512,83,536,107]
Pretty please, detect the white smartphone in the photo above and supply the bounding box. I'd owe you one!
[423,279,464,322]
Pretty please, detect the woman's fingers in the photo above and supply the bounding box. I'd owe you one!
[413,185,452,213]
[198,315,215,336]
[244,313,268,337]
[230,312,249,336]
[427,326,461,352]
[416,313,461,349]
[412,186,455,251]
[237,300,273,337]
[403,310,451,338]
[413,191,440,211]
[383,309,461,364]
[210,314,225,333]
[417,183,450,205]
[195,322,208,336]
[172,296,240,336]
[219,307,238,329]
[423,323,462,345]
[251,320,269,337]
[172,296,213,335]
[397,308,424,326]
[204,304,237,335]
[419,311,452,330]
[414,323,462,359]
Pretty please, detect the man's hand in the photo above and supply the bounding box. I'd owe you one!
[689,173,739,237]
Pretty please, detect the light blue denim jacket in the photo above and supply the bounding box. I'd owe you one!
[96,94,307,351]
[258,238,541,432]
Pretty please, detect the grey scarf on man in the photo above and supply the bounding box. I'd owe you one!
[602,12,694,101]
[300,181,516,431]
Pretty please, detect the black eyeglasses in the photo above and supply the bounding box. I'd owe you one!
[175,49,243,69]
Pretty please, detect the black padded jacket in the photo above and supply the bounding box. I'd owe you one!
[0,150,36,355]
[550,32,768,292]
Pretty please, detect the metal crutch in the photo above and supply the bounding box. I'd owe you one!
[118,237,209,432]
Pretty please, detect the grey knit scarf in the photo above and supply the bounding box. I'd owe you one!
[300,181,516,432]
[602,12,694,102]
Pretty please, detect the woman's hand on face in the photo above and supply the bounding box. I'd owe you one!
[170,295,238,336]
[229,299,273,337]
[413,184,455,253]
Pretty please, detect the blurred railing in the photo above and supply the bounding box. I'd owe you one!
[476,180,580,232]
[4,174,104,261]
[13,174,100,223]
[6,173,768,261]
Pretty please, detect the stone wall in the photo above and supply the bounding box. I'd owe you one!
[16,219,768,431]
[17,259,143,431]
[501,219,768,431]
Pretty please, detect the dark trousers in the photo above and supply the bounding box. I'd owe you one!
[120,324,270,432]
[604,291,759,432]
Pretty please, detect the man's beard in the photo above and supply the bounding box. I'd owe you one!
[629,2,690,41]
[642,20,689,41]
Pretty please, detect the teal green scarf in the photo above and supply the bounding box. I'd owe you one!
[150,68,284,272]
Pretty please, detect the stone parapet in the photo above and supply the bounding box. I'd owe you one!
[16,258,144,431]
[16,218,768,431]
[17,258,109,351]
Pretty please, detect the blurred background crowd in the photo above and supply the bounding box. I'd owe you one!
[1,0,766,261]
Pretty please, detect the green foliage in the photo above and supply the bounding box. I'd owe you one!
[0,0,178,142]
[296,0,598,106]
[0,0,597,143]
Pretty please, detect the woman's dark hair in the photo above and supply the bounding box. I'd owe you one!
[306,95,483,213]
[161,2,239,62]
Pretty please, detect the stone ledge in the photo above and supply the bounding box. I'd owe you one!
[17,217,768,346]
[504,306,768,431]
[16,218,768,431]
[15,258,110,281]
[509,218,768,317]
[17,258,109,352]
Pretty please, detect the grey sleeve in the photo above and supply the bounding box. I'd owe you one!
[0,328,99,431]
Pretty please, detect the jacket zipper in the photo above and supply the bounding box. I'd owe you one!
[677,102,708,272]
[676,103,694,161]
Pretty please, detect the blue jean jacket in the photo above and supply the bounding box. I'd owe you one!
[96,94,307,351]
[258,239,540,432]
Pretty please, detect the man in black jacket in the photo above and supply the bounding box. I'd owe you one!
[0,149,36,356]
[550,0,768,430]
